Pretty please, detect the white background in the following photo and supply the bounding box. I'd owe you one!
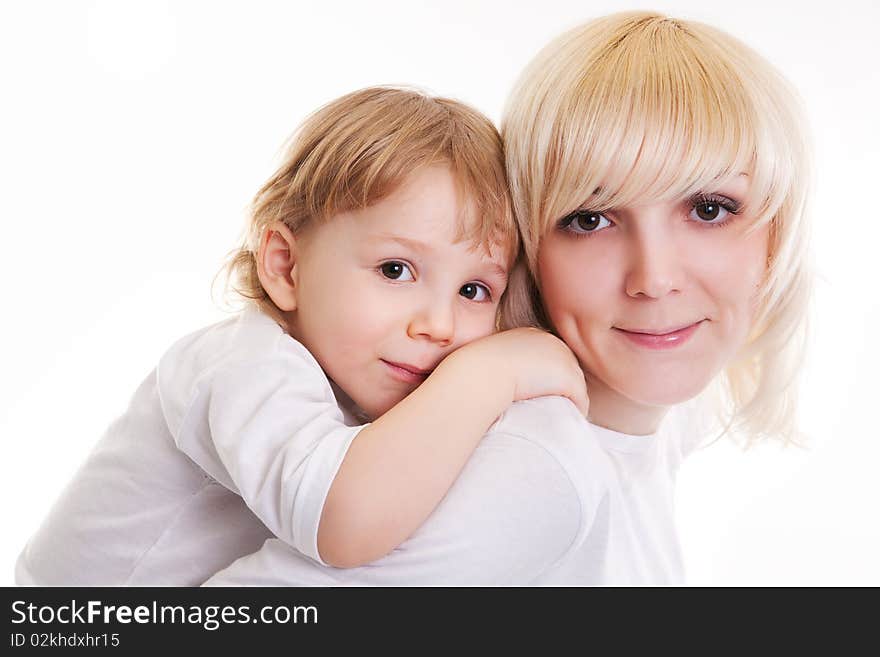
[2,0,878,586]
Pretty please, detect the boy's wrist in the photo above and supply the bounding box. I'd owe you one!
[435,343,516,408]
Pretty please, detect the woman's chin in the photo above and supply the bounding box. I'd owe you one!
[605,370,713,408]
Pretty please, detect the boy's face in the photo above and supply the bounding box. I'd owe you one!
[288,166,510,419]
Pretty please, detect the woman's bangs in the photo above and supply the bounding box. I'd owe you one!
[552,22,782,220]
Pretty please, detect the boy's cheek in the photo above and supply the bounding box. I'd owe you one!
[341,290,397,326]
[456,314,500,347]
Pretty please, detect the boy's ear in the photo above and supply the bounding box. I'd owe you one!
[256,221,299,312]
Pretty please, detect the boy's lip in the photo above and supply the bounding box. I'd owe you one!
[380,359,435,383]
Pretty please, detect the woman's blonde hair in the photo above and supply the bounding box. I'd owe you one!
[501,11,813,445]
[223,86,517,328]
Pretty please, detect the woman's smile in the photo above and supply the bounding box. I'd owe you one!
[612,320,705,350]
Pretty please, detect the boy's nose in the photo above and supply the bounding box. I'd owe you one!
[407,303,455,346]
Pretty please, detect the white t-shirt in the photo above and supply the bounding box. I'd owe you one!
[204,396,705,586]
[16,307,366,585]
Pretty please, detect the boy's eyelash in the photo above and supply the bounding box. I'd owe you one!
[377,260,415,280]
[376,262,497,302]
[467,282,494,302]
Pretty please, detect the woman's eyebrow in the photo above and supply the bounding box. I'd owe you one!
[573,187,604,207]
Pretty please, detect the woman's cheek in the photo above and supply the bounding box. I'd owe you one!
[716,228,770,312]
[538,247,575,323]
[540,254,611,347]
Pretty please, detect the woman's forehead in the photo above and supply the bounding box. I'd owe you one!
[564,163,755,214]
[606,171,751,201]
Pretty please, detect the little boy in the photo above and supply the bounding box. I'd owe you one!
[16,87,587,584]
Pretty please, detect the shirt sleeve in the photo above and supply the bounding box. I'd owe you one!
[172,348,365,566]
[202,430,584,586]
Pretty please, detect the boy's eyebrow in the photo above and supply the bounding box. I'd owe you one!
[369,234,508,278]
[480,261,509,280]
[370,234,433,253]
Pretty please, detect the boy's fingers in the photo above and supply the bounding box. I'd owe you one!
[569,390,590,418]
[578,393,590,418]
[577,376,590,417]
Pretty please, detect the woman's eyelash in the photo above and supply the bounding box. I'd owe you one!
[556,210,612,238]
[688,193,743,228]
[557,194,744,237]
[692,193,742,215]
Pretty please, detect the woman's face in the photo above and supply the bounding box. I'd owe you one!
[537,175,769,433]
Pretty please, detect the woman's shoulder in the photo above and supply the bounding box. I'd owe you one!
[483,396,614,508]
[491,395,585,438]
[489,396,611,464]
[661,396,719,464]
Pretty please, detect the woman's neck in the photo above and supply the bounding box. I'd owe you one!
[584,376,670,436]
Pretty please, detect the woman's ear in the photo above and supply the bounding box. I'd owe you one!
[256,221,300,311]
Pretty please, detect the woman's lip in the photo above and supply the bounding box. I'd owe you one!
[381,359,432,384]
[613,320,704,349]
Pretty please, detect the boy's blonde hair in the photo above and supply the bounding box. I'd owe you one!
[225,86,517,326]
[501,12,813,445]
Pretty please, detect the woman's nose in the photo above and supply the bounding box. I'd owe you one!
[624,233,685,299]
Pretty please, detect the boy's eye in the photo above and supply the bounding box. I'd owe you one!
[380,261,414,281]
[460,283,490,302]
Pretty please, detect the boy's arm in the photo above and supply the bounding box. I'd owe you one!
[204,401,592,586]
[317,350,511,567]
[177,328,584,569]
[174,345,366,566]
[318,328,588,567]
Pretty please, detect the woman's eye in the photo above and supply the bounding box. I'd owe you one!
[560,210,612,234]
[689,196,739,225]
[459,283,490,302]
[379,261,414,281]
[690,202,728,223]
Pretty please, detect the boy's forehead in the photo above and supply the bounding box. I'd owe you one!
[348,233,508,289]
[349,201,509,262]
[364,231,509,271]
[329,165,514,271]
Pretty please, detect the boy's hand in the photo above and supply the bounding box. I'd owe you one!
[441,328,589,418]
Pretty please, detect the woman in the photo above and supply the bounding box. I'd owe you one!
[501,10,811,445]
[203,10,812,585]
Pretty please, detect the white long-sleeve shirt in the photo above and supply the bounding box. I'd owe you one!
[16,307,366,585]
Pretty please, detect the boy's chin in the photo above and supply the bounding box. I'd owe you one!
[351,395,403,422]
